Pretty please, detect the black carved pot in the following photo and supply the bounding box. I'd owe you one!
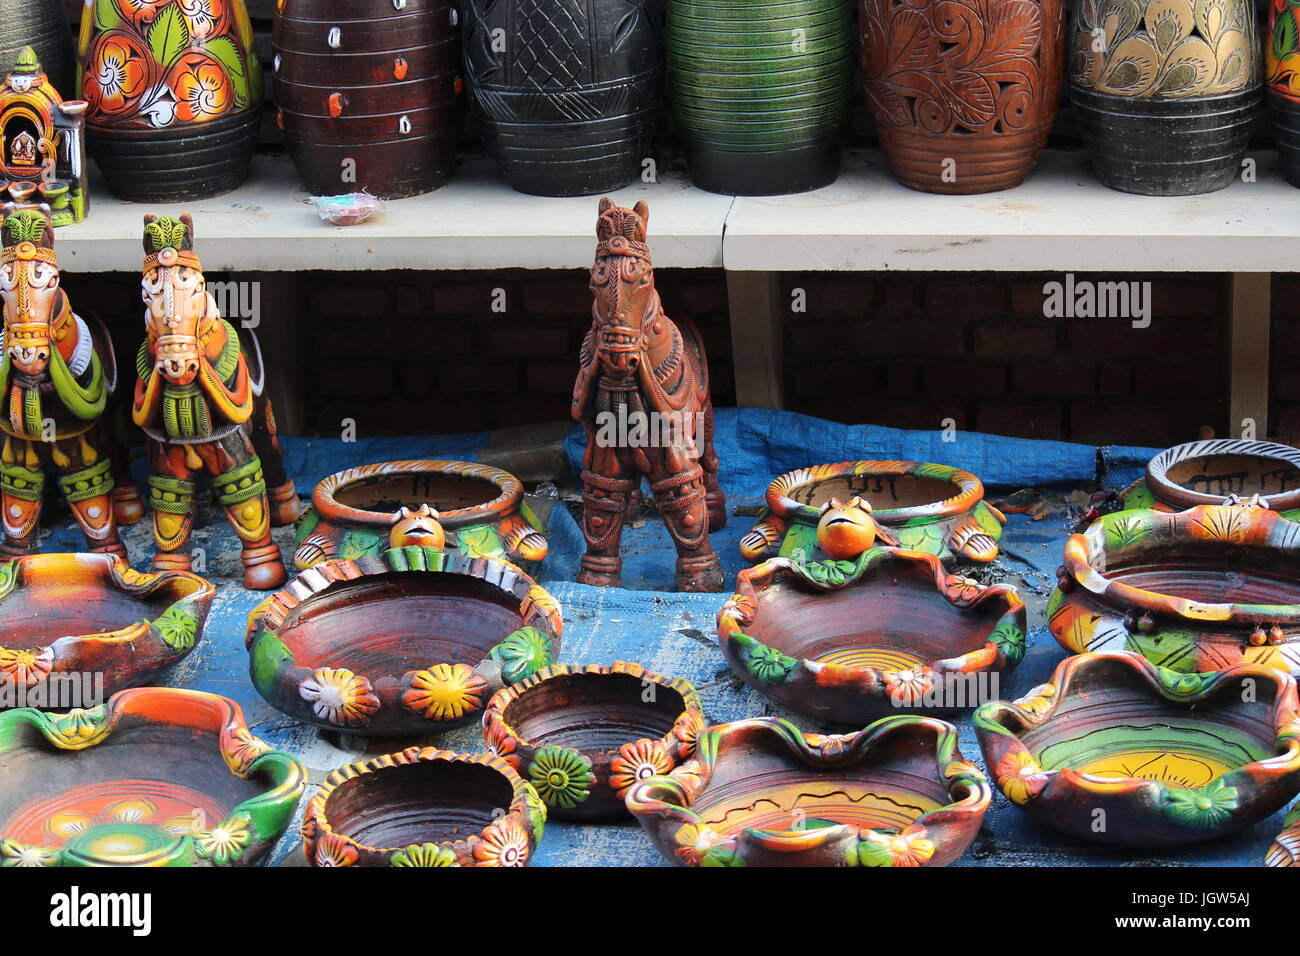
[0,0,75,98]
[1271,92,1300,188]
[462,0,664,197]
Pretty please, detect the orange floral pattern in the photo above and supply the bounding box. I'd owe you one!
[85,36,152,117]
[169,54,234,124]
[473,817,530,867]
[610,739,674,799]
[673,709,705,758]
[996,750,1049,804]
[0,646,54,686]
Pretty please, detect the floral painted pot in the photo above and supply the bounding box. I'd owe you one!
[0,553,215,705]
[1049,502,1300,675]
[482,662,705,822]
[0,687,306,866]
[1120,438,1300,518]
[625,715,990,867]
[294,459,548,572]
[740,461,1005,564]
[1267,802,1300,865]
[246,546,563,737]
[1268,0,1300,188]
[975,652,1300,846]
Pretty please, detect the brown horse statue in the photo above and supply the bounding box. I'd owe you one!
[572,198,726,592]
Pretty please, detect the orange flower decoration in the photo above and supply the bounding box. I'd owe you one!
[473,817,530,867]
[0,646,53,686]
[313,831,358,867]
[87,36,151,116]
[610,739,674,799]
[883,667,935,707]
[170,54,234,124]
[996,750,1049,805]
[178,0,229,40]
[401,663,487,722]
[673,709,705,758]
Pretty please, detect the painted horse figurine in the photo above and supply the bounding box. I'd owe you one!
[572,198,726,592]
[132,213,302,589]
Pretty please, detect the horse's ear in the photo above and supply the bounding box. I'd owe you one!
[633,200,649,232]
[598,197,614,214]
[142,214,156,252]
[181,213,195,247]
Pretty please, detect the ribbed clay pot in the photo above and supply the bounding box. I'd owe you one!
[1120,438,1300,518]
[1268,0,1300,187]
[0,0,75,97]
[1070,0,1261,196]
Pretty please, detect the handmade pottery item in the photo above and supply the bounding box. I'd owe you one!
[975,652,1300,846]
[1120,438,1300,518]
[274,0,462,199]
[1270,0,1300,187]
[573,198,726,592]
[0,0,76,99]
[246,546,563,737]
[1267,803,1300,865]
[0,49,88,225]
[626,715,990,866]
[860,0,1064,194]
[302,745,544,867]
[741,460,1005,564]
[294,459,547,571]
[483,661,704,821]
[78,0,263,201]
[1070,0,1260,196]
[0,687,305,866]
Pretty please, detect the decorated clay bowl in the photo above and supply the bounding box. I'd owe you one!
[0,553,215,704]
[1267,804,1300,866]
[302,745,544,867]
[626,715,989,867]
[718,548,1025,724]
[246,546,563,737]
[1120,439,1300,518]
[294,460,548,571]
[741,461,1005,564]
[0,688,305,866]
[975,652,1300,847]
[482,662,705,821]
[1049,502,1300,675]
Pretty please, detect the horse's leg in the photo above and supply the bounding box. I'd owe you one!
[105,406,145,527]
[0,437,44,557]
[208,431,287,591]
[56,433,126,559]
[149,440,198,573]
[698,398,726,531]
[249,394,304,526]
[649,461,723,592]
[577,442,634,588]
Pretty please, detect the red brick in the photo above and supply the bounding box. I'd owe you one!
[1150,281,1222,319]
[521,280,595,316]
[1097,365,1132,396]
[973,325,1057,356]
[885,364,921,394]
[1133,365,1221,396]
[440,362,520,394]
[810,280,877,316]
[880,280,918,317]
[974,400,1066,440]
[680,281,727,314]
[924,280,1006,320]
[434,284,508,315]
[488,327,570,357]
[1068,401,1212,446]
[1012,280,1050,316]
[310,287,385,319]
[496,398,571,427]
[314,359,396,398]
[921,363,1007,395]
[1011,364,1094,396]
[1065,321,1219,359]
[526,362,577,394]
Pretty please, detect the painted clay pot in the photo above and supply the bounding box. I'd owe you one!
[665,0,853,195]
[0,687,306,866]
[1120,438,1300,518]
[0,0,75,98]
[302,745,544,867]
[1050,501,1300,675]
[740,460,1005,564]
[246,546,563,737]
[0,553,215,704]
[975,652,1300,846]
[293,459,548,571]
[1269,0,1300,188]
[1070,0,1261,196]
[1267,803,1300,865]
[482,662,704,822]
[860,0,1064,194]
[274,0,462,199]
[626,715,990,866]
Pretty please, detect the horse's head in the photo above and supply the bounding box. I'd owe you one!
[590,197,658,375]
[141,212,211,387]
[0,203,63,377]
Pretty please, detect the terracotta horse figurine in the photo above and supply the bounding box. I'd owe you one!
[573,198,726,592]
[133,213,302,589]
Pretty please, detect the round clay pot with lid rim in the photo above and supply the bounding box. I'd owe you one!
[1268,0,1300,188]
[482,661,705,822]
[1120,438,1300,517]
[0,0,76,98]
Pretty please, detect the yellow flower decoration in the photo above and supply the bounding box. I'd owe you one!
[402,663,488,722]
[299,667,379,727]
[609,739,673,799]
[996,750,1049,804]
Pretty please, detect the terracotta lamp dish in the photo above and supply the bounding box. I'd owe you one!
[0,688,305,866]
[626,715,990,867]
[1121,439,1300,517]
[483,662,705,821]
[1267,804,1300,866]
[247,546,563,737]
[302,746,544,867]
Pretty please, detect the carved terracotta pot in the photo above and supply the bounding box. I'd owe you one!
[860,0,1064,194]
[0,0,75,98]
[1270,0,1300,187]
[1120,438,1300,518]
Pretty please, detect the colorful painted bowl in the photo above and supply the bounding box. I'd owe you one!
[482,662,705,821]
[246,546,563,737]
[294,460,548,571]
[301,745,545,867]
[0,687,305,866]
[625,715,990,867]
[741,461,1005,564]
[975,652,1300,846]
[1049,502,1300,675]
[717,548,1025,724]
[1267,804,1300,866]
[1120,439,1300,518]
[0,553,215,704]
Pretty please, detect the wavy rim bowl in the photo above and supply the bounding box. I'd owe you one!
[1132,439,1300,513]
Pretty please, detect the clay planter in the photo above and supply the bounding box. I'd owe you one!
[717,548,1026,724]
[1050,502,1300,675]
[0,554,215,705]
[0,687,306,866]
[1269,0,1300,188]
[975,652,1300,846]
[1267,803,1300,865]
[482,662,705,822]
[0,0,75,98]
[740,460,1005,564]
[626,715,990,866]
[293,459,548,571]
[246,546,563,737]
[1120,438,1300,518]
[302,745,544,867]
[860,0,1064,194]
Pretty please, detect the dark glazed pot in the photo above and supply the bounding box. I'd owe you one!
[1268,0,1300,187]
[0,0,75,97]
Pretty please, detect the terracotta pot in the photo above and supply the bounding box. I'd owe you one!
[0,0,75,98]
[626,715,990,866]
[482,662,704,821]
[975,652,1300,847]
[860,0,1064,194]
[0,687,306,867]
[1268,803,1300,865]
[1120,438,1300,517]
[1270,0,1300,187]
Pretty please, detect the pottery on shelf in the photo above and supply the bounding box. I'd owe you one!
[0,0,76,100]
[975,652,1300,846]
[626,715,990,867]
[247,546,563,737]
[860,0,1064,194]
[741,460,1005,564]
[78,0,263,201]
[0,49,88,224]
[294,459,547,571]
[1069,0,1260,196]
[274,0,462,199]
[0,687,305,866]
[1270,0,1300,188]
[1120,438,1300,518]
[483,661,704,821]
